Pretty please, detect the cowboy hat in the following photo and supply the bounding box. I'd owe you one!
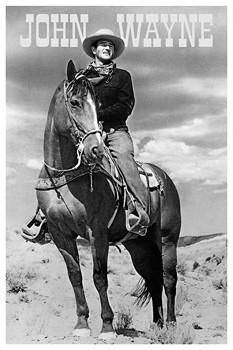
[82,28,125,59]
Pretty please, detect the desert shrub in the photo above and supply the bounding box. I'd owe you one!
[145,323,194,344]
[212,276,227,292]
[175,284,189,315]
[6,267,37,294]
[18,293,31,303]
[24,270,37,280]
[192,322,203,329]
[199,265,212,276]
[175,324,194,344]
[6,270,27,293]
[145,323,174,343]
[199,254,226,280]
[204,254,224,269]
[114,305,133,330]
[213,256,223,265]
[176,261,188,276]
[41,258,50,264]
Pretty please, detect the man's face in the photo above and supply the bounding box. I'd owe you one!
[92,40,115,63]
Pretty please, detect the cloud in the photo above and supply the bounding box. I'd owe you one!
[160,113,226,146]
[154,76,226,99]
[6,167,17,185]
[6,105,44,168]
[133,114,226,187]
[129,70,226,132]
[137,137,226,186]
[6,104,43,130]
[213,188,227,194]
[26,159,43,170]
[132,110,226,147]
[6,167,16,178]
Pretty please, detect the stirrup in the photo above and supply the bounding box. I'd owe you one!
[125,209,149,236]
[21,210,51,245]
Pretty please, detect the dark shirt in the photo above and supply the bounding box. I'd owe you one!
[85,66,135,131]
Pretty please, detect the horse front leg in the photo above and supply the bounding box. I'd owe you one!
[89,228,115,340]
[49,222,90,337]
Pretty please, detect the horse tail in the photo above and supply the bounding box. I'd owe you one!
[133,278,151,307]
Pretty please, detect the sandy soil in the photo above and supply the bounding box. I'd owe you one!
[6,229,227,344]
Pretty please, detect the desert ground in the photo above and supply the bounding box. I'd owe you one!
[6,229,227,344]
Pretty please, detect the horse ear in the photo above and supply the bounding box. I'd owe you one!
[67,60,77,82]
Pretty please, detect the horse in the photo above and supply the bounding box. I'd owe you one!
[36,60,181,340]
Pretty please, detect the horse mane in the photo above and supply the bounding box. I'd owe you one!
[71,75,96,102]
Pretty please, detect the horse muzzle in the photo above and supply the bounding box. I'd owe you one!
[81,137,104,165]
[91,144,104,160]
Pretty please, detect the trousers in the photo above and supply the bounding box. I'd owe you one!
[104,126,148,209]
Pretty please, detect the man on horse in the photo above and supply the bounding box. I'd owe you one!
[82,28,150,233]
[22,28,150,240]
[20,28,181,331]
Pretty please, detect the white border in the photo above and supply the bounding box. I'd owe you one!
[2,1,231,349]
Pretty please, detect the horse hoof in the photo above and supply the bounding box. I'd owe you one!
[72,327,91,338]
[98,331,117,340]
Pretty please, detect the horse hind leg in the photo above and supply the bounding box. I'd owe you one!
[162,229,179,323]
[48,222,90,337]
[123,223,164,327]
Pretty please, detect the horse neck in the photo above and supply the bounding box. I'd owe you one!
[43,82,77,170]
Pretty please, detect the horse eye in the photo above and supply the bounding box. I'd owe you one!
[70,100,80,108]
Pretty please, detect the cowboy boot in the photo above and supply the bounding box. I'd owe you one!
[125,197,150,236]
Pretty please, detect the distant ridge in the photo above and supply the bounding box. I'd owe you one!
[178,232,226,247]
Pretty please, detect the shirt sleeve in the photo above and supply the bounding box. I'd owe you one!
[98,71,135,123]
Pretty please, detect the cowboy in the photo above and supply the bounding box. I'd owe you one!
[22,28,150,241]
[82,29,150,234]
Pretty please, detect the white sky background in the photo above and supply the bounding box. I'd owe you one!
[5,5,227,235]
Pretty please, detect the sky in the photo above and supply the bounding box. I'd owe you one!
[6,6,227,236]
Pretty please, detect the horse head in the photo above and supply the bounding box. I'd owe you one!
[63,60,104,166]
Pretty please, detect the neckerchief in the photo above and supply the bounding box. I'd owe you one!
[89,61,116,76]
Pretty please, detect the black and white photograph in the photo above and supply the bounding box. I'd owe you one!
[5,2,228,345]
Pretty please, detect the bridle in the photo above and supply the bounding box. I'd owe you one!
[44,72,103,173]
